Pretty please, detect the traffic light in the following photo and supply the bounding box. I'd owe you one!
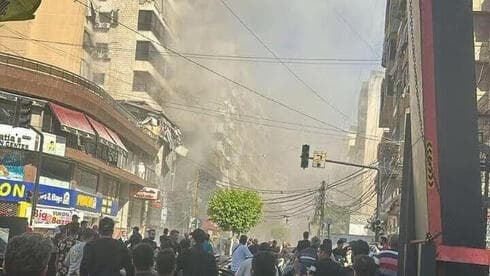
[301,144,310,169]
[16,99,32,128]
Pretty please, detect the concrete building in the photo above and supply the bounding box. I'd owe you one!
[0,0,184,235]
[378,0,490,236]
[349,70,385,236]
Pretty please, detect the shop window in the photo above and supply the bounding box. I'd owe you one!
[78,168,98,194]
[0,98,15,125]
[98,177,118,198]
[40,156,72,188]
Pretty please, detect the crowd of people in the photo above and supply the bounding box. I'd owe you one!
[1,216,399,276]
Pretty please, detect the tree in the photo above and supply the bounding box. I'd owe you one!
[208,189,263,234]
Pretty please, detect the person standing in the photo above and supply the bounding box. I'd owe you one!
[3,233,54,276]
[231,235,253,274]
[297,236,320,276]
[56,224,79,276]
[373,234,399,276]
[180,229,218,276]
[251,251,277,276]
[352,255,378,276]
[142,229,158,251]
[332,238,347,261]
[132,243,157,276]
[294,232,311,253]
[64,228,96,276]
[271,240,280,254]
[80,217,134,276]
[156,249,176,276]
[313,244,343,275]
[236,242,279,276]
[248,239,259,255]
[159,228,170,249]
[126,226,143,250]
[169,229,181,254]
[202,233,213,254]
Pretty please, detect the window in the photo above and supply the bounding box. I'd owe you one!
[95,43,110,59]
[41,156,72,183]
[135,41,151,61]
[98,177,118,198]
[137,10,166,45]
[78,168,98,194]
[93,73,105,85]
[99,12,112,24]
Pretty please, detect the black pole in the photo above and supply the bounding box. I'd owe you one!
[327,223,331,239]
[29,126,43,227]
[319,181,326,238]
[314,158,381,240]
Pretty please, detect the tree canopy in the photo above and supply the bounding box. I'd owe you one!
[208,189,263,234]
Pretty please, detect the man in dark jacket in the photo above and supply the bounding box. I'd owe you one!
[181,228,218,276]
[294,231,311,253]
[126,226,143,250]
[80,217,134,276]
[313,244,343,275]
[297,236,321,275]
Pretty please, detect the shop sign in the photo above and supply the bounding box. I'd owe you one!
[33,207,73,228]
[0,149,25,180]
[0,179,29,202]
[0,124,39,151]
[133,187,159,200]
[37,185,72,208]
[74,191,102,213]
[0,179,74,208]
[42,132,66,157]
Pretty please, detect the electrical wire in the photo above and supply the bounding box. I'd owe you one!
[218,0,351,120]
[72,0,386,142]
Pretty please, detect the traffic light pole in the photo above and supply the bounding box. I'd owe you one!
[28,126,43,227]
[310,157,382,240]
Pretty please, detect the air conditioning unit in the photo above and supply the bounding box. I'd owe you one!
[95,52,110,60]
[96,22,111,29]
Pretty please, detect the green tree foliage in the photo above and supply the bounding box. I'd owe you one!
[208,189,263,234]
[270,225,289,242]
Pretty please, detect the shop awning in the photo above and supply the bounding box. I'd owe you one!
[105,127,128,152]
[49,103,95,137]
[86,116,116,147]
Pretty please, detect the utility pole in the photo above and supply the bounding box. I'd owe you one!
[318,181,326,238]
[192,170,200,222]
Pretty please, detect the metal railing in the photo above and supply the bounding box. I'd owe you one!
[0,52,157,140]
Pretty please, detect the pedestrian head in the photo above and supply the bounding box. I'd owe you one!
[311,236,321,249]
[133,226,140,234]
[170,229,179,240]
[239,235,248,245]
[380,236,388,246]
[258,242,271,252]
[337,238,346,248]
[148,229,156,240]
[388,234,399,250]
[80,220,88,229]
[179,238,191,251]
[66,223,79,237]
[251,251,277,276]
[98,217,115,237]
[80,228,96,242]
[156,248,176,276]
[253,238,259,245]
[351,240,370,257]
[133,243,155,272]
[4,233,54,276]
[303,231,309,240]
[71,214,79,223]
[319,244,333,259]
[163,228,169,236]
[191,228,207,244]
[272,240,278,247]
[352,255,377,276]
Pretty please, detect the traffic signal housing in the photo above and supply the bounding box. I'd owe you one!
[301,144,310,169]
[16,99,32,128]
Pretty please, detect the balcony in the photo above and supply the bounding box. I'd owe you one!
[138,10,167,46]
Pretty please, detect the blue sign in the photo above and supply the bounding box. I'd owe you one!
[73,190,102,213]
[36,184,72,208]
[0,179,30,202]
[0,179,73,208]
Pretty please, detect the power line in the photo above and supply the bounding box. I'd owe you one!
[72,0,369,138]
[0,35,380,64]
[218,0,351,121]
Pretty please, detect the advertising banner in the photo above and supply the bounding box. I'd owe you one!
[42,132,66,157]
[0,179,73,208]
[32,207,73,228]
[73,191,102,213]
[0,150,24,180]
[0,124,39,151]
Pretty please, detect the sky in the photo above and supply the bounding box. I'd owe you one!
[166,0,387,235]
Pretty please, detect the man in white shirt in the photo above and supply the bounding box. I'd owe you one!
[235,242,279,276]
[231,235,253,273]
